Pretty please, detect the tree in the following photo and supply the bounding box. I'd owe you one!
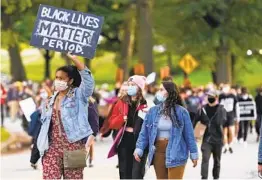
[1,0,32,81]
[153,0,262,84]
[136,0,154,74]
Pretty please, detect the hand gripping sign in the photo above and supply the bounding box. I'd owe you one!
[30,4,104,59]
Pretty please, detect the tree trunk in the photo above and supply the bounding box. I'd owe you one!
[8,44,27,81]
[231,54,236,84]
[211,71,217,85]
[84,58,91,69]
[167,51,173,74]
[44,50,51,79]
[61,52,71,65]
[2,11,27,82]
[215,41,232,85]
[120,4,135,80]
[136,0,153,74]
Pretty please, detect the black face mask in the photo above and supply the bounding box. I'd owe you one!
[208,97,216,104]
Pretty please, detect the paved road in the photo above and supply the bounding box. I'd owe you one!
[1,131,261,179]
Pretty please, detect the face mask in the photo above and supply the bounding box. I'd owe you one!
[40,91,48,99]
[242,94,248,100]
[222,87,230,94]
[127,86,138,96]
[156,92,167,102]
[208,97,216,104]
[54,80,68,92]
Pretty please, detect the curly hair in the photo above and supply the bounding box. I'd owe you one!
[56,65,81,87]
[162,81,181,127]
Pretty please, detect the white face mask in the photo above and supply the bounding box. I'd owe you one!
[54,80,68,92]
[242,94,248,100]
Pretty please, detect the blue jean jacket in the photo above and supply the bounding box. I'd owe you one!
[135,104,198,169]
[259,121,262,163]
[37,67,94,156]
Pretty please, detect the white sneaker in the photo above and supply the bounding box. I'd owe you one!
[238,138,244,144]
[244,141,248,148]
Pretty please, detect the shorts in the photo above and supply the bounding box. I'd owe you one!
[223,115,235,128]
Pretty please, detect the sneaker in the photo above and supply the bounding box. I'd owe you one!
[244,141,248,148]
[31,164,37,170]
[238,138,244,144]
[229,147,233,153]
[89,164,94,168]
[116,164,119,168]
[223,148,228,154]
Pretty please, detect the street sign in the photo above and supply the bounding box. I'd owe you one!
[179,53,199,74]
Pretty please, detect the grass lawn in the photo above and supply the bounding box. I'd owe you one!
[1,50,261,93]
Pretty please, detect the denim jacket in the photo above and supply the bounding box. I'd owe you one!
[135,104,198,169]
[37,67,94,156]
[258,121,262,164]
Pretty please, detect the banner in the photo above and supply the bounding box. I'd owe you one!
[236,101,257,121]
[30,4,104,59]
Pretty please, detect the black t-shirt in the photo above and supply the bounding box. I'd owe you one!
[205,104,219,120]
[126,101,138,128]
[219,93,237,119]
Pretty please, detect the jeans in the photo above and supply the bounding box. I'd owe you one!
[201,142,223,179]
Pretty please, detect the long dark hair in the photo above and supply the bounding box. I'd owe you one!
[162,81,181,127]
[56,65,81,87]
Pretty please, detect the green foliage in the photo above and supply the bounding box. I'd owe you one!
[153,0,262,70]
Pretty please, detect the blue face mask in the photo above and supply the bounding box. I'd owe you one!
[156,92,167,102]
[127,86,138,96]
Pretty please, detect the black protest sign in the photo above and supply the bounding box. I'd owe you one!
[30,4,104,59]
[236,101,257,121]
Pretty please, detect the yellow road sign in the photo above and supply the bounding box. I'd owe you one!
[179,53,199,74]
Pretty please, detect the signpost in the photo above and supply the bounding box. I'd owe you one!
[179,53,199,74]
[30,4,104,59]
[236,101,257,121]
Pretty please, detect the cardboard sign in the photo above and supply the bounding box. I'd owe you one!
[30,4,104,59]
[236,101,257,121]
[19,98,37,122]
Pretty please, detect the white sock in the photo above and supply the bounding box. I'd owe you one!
[224,144,229,149]
[228,143,233,148]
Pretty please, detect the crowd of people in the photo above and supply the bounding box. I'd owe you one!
[1,54,262,179]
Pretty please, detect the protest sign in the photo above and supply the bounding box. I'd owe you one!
[30,4,104,59]
[19,98,37,122]
[236,101,257,121]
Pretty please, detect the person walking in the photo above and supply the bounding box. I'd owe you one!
[237,87,253,146]
[102,75,148,179]
[0,84,7,127]
[37,53,95,179]
[255,87,262,142]
[219,84,238,154]
[195,91,227,179]
[134,81,198,179]
[258,122,262,177]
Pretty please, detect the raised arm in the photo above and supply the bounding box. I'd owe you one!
[67,53,94,103]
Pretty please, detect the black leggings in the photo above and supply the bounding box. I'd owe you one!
[256,115,262,135]
[118,132,147,179]
[238,120,250,141]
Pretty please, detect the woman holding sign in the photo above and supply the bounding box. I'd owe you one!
[37,53,95,179]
